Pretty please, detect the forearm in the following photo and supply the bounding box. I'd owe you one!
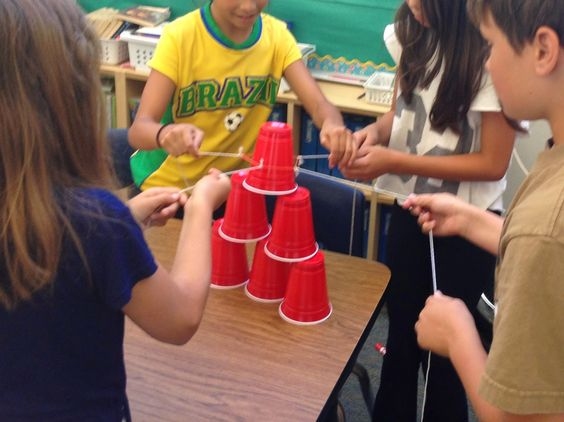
[387,149,507,181]
[310,100,344,129]
[371,110,394,146]
[129,117,169,150]
[171,198,214,322]
[459,204,503,255]
[449,331,503,421]
[128,70,176,150]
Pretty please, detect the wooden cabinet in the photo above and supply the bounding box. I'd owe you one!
[100,64,394,260]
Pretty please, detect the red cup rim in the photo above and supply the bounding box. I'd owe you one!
[210,280,248,290]
[278,302,332,325]
[244,284,284,303]
[218,222,271,243]
[242,179,299,196]
[264,241,319,263]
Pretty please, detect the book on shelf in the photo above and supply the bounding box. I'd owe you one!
[116,5,170,27]
[86,8,138,40]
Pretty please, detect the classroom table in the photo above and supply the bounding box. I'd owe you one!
[124,218,390,421]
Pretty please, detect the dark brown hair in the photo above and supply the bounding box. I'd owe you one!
[395,0,488,134]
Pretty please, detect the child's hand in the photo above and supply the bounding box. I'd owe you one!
[319,123,355,169]
[402,193,469,236]
[414,291,476,357]
[159,123,204,157]
[187,169,231,212]
[352,122,380,149]
[128,187,187,229]
[339,144,395,181]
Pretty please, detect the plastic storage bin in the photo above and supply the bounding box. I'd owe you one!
[120,30,159,72]
[100,39,129,65]
[362,71,396,106]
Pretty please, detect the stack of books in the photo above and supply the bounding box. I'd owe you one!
[87,5,170,40]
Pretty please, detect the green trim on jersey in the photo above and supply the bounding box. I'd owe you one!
[202,3,262,50]
[130,148,169,187]
[130,103,174,187]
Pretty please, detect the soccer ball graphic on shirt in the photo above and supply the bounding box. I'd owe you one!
[224,111,243,132]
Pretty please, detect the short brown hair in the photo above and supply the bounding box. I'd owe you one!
[467,0,564,52]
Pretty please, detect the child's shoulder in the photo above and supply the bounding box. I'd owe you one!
[63,187,129,219]
[506,146,564,239]
[167,8,201,29]
[260,13,294,35]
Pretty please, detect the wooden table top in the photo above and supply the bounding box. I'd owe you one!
[125,219,389,422]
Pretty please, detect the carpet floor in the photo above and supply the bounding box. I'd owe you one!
[337,305,479,422]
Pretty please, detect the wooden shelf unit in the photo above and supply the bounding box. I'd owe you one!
[100,64,394,260]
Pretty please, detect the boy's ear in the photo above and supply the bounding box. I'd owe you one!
[533,26,560,76]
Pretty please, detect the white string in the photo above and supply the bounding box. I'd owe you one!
[373,186,409,202]
[429,230,437,293]
[298,153,330,161]
[348,181,358,255]
[178,164,263,194]
[295,168,361,256]
[421,229,437,422]
[511,147,530,176]
[198,150,243,158]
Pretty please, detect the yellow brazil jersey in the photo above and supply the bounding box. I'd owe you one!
[131,4,302,190]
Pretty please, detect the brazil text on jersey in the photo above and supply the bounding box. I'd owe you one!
[177,76,280,117]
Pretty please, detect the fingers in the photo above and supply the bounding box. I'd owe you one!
[189,168,231,210]
[146,201,181,226]
[161,124,204,157]
[321,126,355,169]
[402,193,434,211]
[185,127,204,156]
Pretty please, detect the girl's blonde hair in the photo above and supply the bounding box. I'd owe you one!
[0,0,114,309]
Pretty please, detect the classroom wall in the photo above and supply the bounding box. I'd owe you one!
[78,0,401,66]
[503,120,551,208]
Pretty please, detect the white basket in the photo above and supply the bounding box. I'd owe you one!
[363,71,396,106]
[100,38,129,65]
[120,31,159,72]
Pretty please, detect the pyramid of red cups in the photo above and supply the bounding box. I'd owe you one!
[211,121,332,325]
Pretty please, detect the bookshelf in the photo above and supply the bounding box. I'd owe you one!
[99,64,394,260]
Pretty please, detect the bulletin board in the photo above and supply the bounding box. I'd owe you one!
[78,0,400,67]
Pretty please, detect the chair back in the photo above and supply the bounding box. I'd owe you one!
[293,170,367,257]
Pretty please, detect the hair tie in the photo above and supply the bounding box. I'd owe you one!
[156,123,172,148]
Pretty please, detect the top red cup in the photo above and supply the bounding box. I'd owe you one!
[243,122,298,195]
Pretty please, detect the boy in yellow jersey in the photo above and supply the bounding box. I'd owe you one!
[129,0,353,190]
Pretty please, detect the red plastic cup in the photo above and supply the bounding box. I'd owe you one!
[211,219,249,289]
[245,238,293,302]
[243,121,298,195]
[265,187,318,262]
[219,170,271,243]
[279,251,332,325]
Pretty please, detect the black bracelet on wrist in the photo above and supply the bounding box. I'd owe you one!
[156,123,172,148]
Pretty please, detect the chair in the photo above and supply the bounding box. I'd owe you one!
[294,169,367,258]
[291,170,374,421]
[107,128,135,189]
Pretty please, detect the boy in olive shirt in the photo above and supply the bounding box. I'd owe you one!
[404,0,564,420]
